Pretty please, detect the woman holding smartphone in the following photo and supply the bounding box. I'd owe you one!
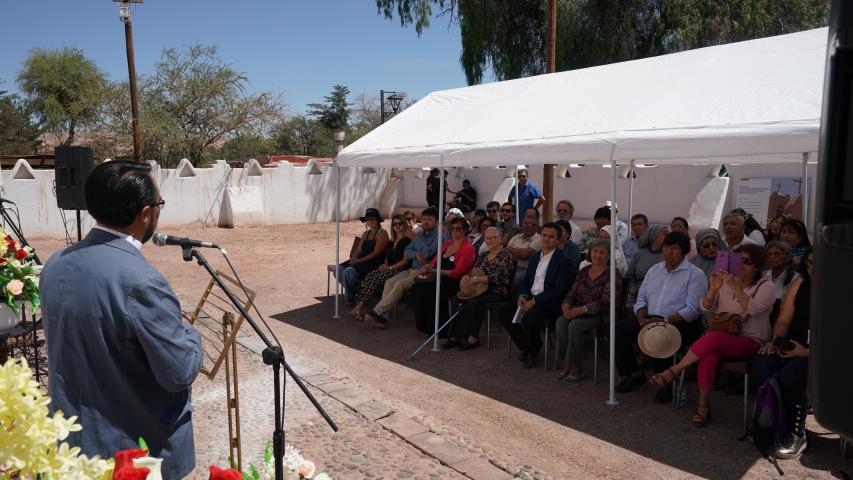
[751,248,813,460]
[650,244,774,427]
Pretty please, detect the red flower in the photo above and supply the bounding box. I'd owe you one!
[113,449,148,474]
[113,467,150,480]
[208,466,244,480]
[14,249,27,260]
[6,239,15,251]
[0,258,6,263]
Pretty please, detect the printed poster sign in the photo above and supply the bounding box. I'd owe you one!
[736,177,807,228]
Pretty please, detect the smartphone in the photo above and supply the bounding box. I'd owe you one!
[714,251,742,276]
[773,336,795,352]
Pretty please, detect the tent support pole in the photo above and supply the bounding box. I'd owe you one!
[608,153,619,406]
[802,153,809,226]
[515,166,520,224]
[434,159,445,352]
[333,151,341,319]
[628,160,635,223]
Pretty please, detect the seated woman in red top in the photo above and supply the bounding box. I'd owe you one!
[412,216,477,335]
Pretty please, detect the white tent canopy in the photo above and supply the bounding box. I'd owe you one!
[338,28,827,168]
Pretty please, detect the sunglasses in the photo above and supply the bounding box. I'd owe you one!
[701,241,719,248]
[740,256,755,265]
[150,199,166,210]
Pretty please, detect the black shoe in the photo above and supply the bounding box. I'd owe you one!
[615,372,646,394]
[459,340,480,351]
[653,386,673,403]
[518,351,529,362]
[522,351,538,369]
[442,338,461,350]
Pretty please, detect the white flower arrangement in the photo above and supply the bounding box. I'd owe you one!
[246,442,330,480]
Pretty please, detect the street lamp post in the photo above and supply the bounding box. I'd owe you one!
[380,90,404,124]
[115,0,143,163]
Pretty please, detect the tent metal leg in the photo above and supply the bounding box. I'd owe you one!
[410,307,464,360]
[802,153,809,226]
[333,158,341,319]
[433,159,446,352]
[608,154,619,406]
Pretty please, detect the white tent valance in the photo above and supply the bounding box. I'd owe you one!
[338,28,827,168]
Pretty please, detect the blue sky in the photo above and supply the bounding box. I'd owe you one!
[0,1,470,114]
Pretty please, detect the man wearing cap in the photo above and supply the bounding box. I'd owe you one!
[366,207,439,328]
[614,231,707,401]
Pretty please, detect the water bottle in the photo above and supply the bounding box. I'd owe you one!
[678,387,688,408]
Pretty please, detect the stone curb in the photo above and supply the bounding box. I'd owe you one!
[235,336,522,479]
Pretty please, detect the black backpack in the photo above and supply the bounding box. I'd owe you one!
[752,374,788,475]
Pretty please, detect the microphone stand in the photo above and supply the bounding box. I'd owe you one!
[181,246,338,480]
[0,203,41,265]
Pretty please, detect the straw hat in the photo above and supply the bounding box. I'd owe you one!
[457,268,488,300]
[638,321,682,359]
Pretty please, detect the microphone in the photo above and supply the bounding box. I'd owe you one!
[153,232,219,249]
[0,197,16,205]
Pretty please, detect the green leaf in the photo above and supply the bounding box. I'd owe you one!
[264,441,273,464]
[138,437,149,450]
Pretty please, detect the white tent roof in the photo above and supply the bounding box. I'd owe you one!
[338,28,827,168]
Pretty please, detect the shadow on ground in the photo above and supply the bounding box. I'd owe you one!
[273,297,850,480]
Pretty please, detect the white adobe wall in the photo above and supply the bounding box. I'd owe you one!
[0,159,390,238]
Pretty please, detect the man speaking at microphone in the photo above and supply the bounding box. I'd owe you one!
[41,161,202,478]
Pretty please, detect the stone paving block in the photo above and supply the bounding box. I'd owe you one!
[328,387,373,406]
[377,413,429,439]
[352,399,394,421]
[454,458,514,480]
[235,336,266,354]
[303,373,337,386]
[316,380,350,393]
[407,432,472,466]
[290,363,319,378]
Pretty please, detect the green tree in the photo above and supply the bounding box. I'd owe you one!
[307,85,351,131]
[93,45,285,167]
[219,130,278,161]
[16,47,106,144]
[0,88,41,156]
[377,0,829,85]
[273,115,331,157]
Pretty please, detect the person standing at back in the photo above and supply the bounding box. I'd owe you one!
[41,161,203,479]
[507,168,544,219]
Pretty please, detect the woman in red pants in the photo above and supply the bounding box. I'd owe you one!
[651,244,774,427]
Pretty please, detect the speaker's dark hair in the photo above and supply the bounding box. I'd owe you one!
[85,161,157,228]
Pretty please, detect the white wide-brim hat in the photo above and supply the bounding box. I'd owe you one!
[638,322,683,359]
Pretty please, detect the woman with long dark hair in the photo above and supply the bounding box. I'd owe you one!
[350,214,412,319]
[780,218,811,267]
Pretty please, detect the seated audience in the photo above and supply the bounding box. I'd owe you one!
[752,248,813,460]
[556,200,583,244]
[670,216,689,235]
[442,208,465,241]
[485,201,501,224]
[623,214,649,264]
[624,224,668,309]
[555,220,581,279]
[476,217,496,255]
[335,208,389,305]
[412,217,476,335]
[765,214,788,243]
[615,231,707,399]
[445,227,514,350]
[500,223,572,369]
[499,202,521,246]
[524,207,541,226]
[764,240,802,325]
[351,215,412,319]
[780,218,811,268]
[447,179,477,213]
[744,213,767,247]
[365,207,439,328]
[466,208,487,245]
[507,217,543,286]
[722,210,757,249]
[689,228,726,283]
[556,239,623,384]
[651,244,774,427]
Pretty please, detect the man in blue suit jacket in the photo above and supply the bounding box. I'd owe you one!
[501,222,573,368]
[41,161,202,479]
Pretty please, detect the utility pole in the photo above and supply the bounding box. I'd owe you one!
[542,0,557,222]
[117,0,143,162]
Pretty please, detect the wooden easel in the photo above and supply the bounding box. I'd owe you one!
[187,270,256,471]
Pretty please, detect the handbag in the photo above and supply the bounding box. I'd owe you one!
[707,280,766,334]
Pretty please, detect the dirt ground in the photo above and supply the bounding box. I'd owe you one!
[30,222,851,479]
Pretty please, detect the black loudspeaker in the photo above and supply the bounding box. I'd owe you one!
[55,146,94,210]
[811,0,853,440]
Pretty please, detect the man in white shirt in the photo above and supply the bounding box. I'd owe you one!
[555,200,583,244]
[722,210,757,250]
[500,223,573,369]
[507,217,542,287]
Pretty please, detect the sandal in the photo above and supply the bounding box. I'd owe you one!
[692,404,712,428]
[650,367,678,387]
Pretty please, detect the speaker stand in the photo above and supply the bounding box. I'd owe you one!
[75,210,82,242]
